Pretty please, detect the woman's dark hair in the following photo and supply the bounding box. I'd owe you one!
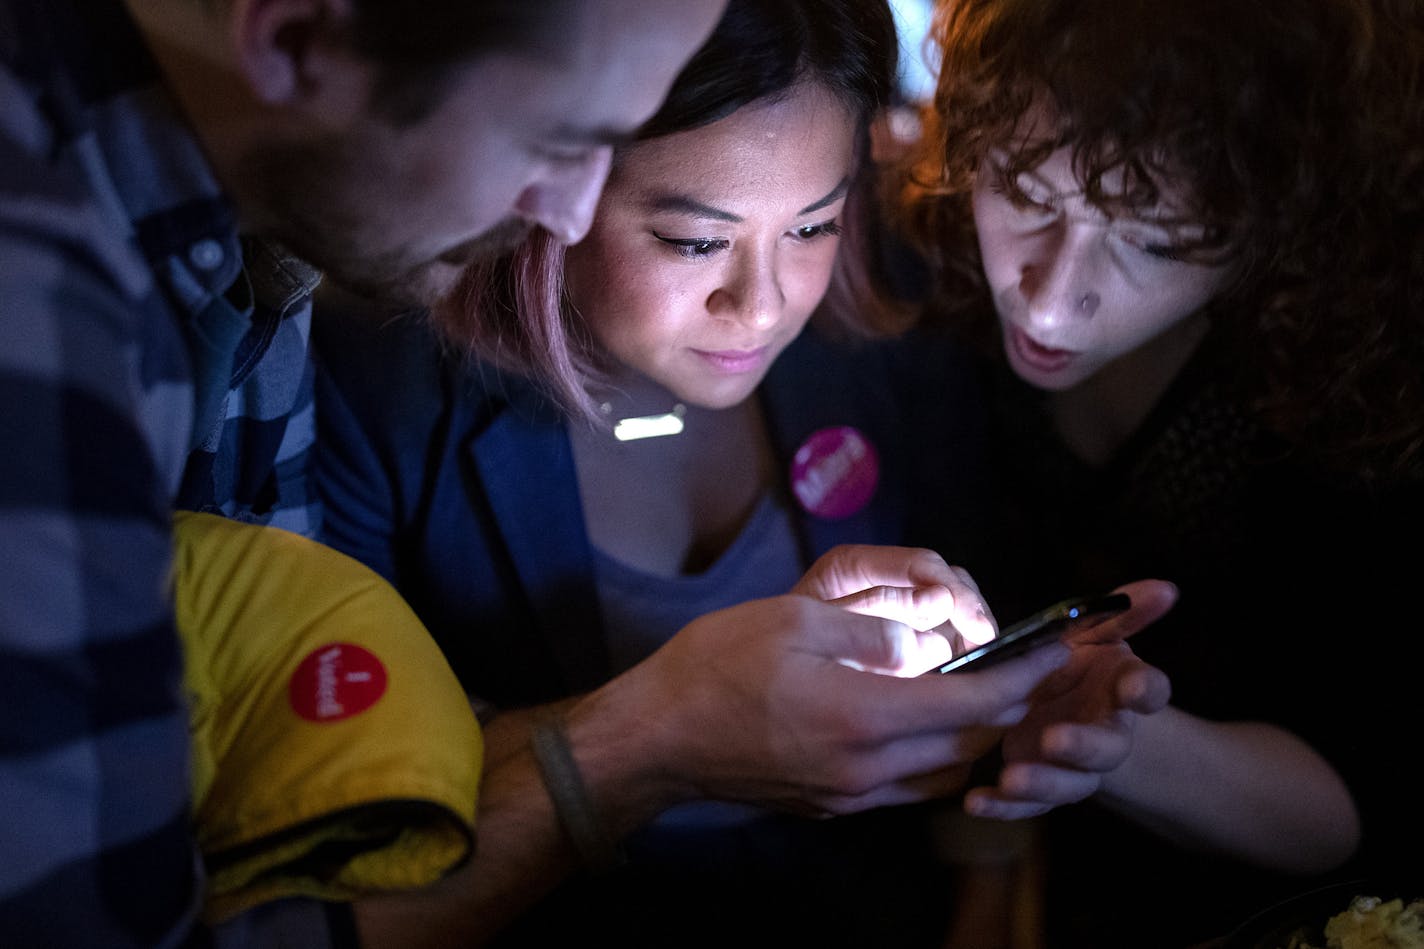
[637,0,895,140]
[436,0,902,420]
[898,0,1424,482]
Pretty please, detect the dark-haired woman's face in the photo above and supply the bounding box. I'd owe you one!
[973,141,1233,391]
[563,82,857,409]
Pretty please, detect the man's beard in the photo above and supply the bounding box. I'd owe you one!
[238,140,533,311]
[317,215,534,310]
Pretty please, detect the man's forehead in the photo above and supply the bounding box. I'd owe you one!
[443,0,723,148]
[453,51,633,129]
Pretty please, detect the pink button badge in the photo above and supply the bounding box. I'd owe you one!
[790,425,879,520]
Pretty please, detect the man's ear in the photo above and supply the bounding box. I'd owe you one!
[230,0,361,107]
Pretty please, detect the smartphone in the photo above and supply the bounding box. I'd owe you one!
[928,592,1132,674]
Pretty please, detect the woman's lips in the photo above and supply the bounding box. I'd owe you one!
[693,346,769,374]
[1009,325,1077,374]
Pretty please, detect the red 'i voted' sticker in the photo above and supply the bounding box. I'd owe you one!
[789,425,879,520]
[289,642,388,722]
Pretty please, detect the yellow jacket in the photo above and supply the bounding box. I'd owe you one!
[171,512,482,923]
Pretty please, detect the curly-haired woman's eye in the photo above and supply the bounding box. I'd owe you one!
[1143,243,1189,261]
[987,182,1055,218]
[1113,220,1189,262]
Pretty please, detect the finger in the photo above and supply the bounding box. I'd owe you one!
[1115,662,1172,713]
[1038,720,1135,772]
[798,547,994,618]
[836,624,956,677]
[806,593,964,677]
[829,583,998,661]
[818,632,1070,734]
[799,763,976,816]
[810,729,1005,799]
[964,763,1101,818]
[899,560,997,646]
[764,727,991,812]
[922,643,1072,726]
[1069,579,1178,644]
[999,761,1101,804]
[794,543,942,599]
[939,561,996,644]
[821,608,949,675]
[828,583,960,633]
[895,626,957,676]
[960,787,1052,821]
[845,761,976,812]
[803,546,998,649]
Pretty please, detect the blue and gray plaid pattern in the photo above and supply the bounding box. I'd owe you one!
[0,0,323,942]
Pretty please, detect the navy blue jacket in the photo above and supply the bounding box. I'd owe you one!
[314,312,990,709]
[312,310,993,946]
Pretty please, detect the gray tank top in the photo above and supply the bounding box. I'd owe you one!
[590,491,804,829]
[592,491,805,675]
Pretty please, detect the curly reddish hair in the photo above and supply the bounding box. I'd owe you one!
[898,0,1424,482]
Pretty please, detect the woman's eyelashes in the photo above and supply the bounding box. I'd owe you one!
[1138,242,1190,262]
[987,165,1057,210]
[792,220,843,241]
[1117,225,1199,263]
[988,184,1059,226]
[654,234,729,259]
[652,219,842,260]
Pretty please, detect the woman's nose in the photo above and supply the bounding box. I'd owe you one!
[1020,227,1102,328]
[710,252,784,329]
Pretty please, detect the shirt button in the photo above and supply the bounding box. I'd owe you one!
[188,239,225,271]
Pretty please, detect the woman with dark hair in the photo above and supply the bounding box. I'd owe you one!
[437,0,917,418]
[313,0,1179,943]
[899,0,1424,944]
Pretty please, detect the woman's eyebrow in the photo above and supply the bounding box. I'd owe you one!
[799,178,849,215]
[645,194,741,222]
[642,177,852,222]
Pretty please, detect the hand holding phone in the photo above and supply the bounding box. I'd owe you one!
[928,593,1131,675]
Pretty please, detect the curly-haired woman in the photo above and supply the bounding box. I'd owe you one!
[899,0,1424,944]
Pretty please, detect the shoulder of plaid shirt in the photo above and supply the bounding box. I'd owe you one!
[0,0,352,944]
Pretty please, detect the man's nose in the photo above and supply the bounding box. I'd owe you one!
[515,147,615,246]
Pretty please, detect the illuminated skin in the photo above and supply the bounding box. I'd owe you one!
[972,144,1233,392]
[564,81,857,410]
